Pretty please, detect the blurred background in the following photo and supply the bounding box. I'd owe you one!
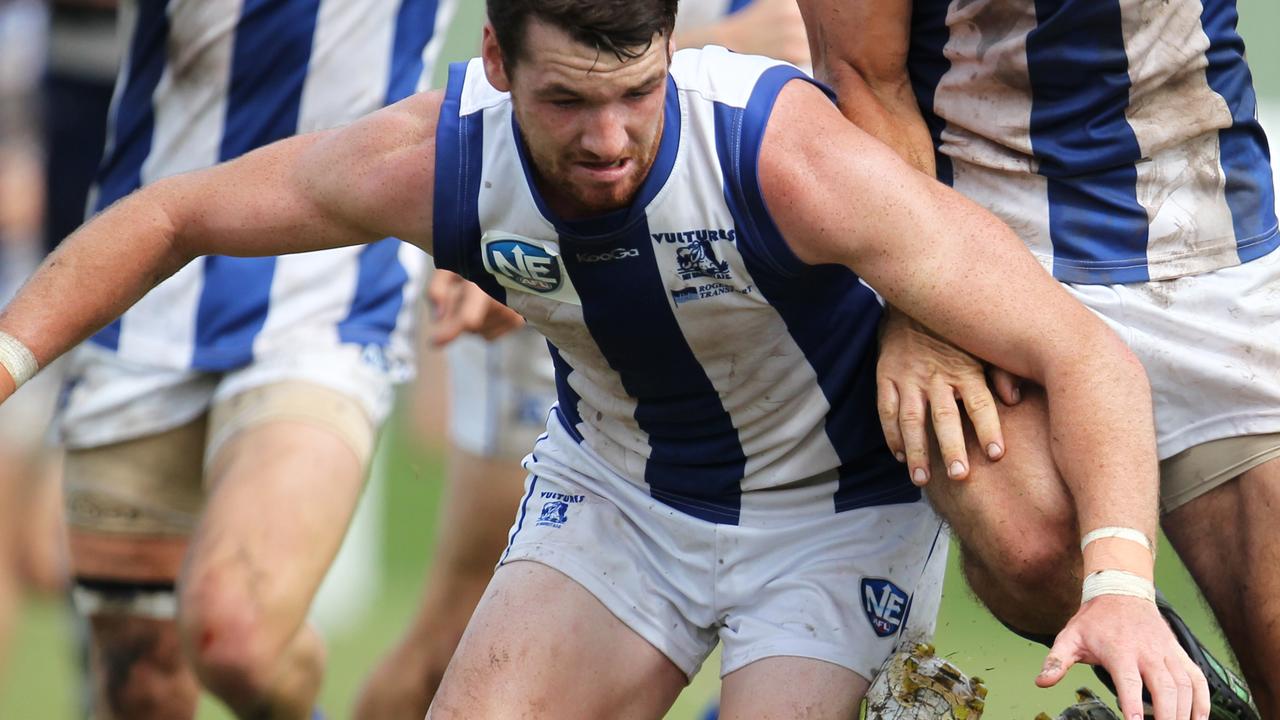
[0,0,1278,717]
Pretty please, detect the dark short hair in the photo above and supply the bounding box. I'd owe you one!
[487,0,679,68]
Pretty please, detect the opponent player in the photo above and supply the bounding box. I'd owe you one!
[47,1,457,717]
[353,3,812,717]
[0,1,1209,717]
[797,0,1277,716]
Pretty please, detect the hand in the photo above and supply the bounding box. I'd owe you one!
[425,270,524,347]
[875,308,1011,484]
[1038,595,1210,720]
[722,0,811,66]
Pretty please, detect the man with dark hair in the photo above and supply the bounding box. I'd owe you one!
[0,1,1208,716]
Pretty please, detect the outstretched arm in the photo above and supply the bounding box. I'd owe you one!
[760,79,1203,720]
[0,90,443,399]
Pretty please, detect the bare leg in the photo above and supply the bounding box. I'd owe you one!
[1164,457,1280,717]
[354,447,528,720]
[922,389,1081,637]
[719,657,869,720]
[178,419,365,719]
[427,561,687,719]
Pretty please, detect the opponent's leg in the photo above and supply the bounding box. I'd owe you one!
[1163,453,1280,717]
[177,383,373,719]
[63,420,207,719]
[353,446,528,720]
[427,560,687,719]
[922,388,1081,636]
[718,657,868,720]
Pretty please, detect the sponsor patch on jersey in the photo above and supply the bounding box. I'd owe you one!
[675,237,733,281]
[535,490,584,528]
[575,248,639,263]
[861,578,908,638]
[481,231,581,305]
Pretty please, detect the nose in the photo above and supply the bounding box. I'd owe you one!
[579,106,629,160]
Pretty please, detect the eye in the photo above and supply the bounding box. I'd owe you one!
[551,98,580,108]
[626,89,653,101]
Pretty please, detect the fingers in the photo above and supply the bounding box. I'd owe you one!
[875,378,906,463]
[1164,658,1194,720]
[898,389,930,485]
[1189,660,1210,720]
[927,381,969,479]
[1036,637,1079,689]
[1142,656,1183,720]
[959,380,1004,461]
[989,367,1023,405]
[1110,663,1147,720]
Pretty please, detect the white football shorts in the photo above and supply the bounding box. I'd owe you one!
[498,412,949,681]
[446,327,557,460]
[1065,245,1280,461]
[56,341,398,450]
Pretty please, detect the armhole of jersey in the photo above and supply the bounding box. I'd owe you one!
[432,60,483,279]
[717,65,836,280]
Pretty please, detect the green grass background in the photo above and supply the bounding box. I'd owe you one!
[3,1,1277,717]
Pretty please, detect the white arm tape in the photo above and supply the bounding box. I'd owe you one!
[1080,526,1153,554]
[1081,569,1156,604]
[0,331,38,390]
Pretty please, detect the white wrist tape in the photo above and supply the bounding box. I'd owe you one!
[1081,526,1153,554]
[0,331,38,390]
[1081,569,1156,604]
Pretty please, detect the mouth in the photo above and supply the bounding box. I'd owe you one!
[574,157,631,182]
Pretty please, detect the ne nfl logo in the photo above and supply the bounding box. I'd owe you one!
[485,239,562,293]
[861,578,908,638]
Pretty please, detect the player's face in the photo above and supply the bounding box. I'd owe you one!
[483,19,671,219]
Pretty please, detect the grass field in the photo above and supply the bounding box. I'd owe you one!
[2,1,1277,717]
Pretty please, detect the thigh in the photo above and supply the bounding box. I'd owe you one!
[181,382,374,643]
[428,560,687,720]
[719,656,868,720]
[923,389,1075,560]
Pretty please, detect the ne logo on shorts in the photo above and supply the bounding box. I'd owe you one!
[861,578,908,638]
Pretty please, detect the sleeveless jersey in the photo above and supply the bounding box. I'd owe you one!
[908,0,1277,283]
[433,48,917,525]
[88,0,456,370]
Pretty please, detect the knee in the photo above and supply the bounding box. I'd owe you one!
[966,508,1079,593]
[177,567,310,704]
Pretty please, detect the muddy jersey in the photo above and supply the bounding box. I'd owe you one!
[908,0,1276,283]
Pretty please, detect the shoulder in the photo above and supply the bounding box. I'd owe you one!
[671,46,813,109]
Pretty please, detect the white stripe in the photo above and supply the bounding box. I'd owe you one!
[931,0,1040,173]
[296,0,398,134]
[117,0,240,365]
[1118,0,1237,275]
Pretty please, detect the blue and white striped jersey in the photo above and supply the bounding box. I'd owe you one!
[433,48,917,525]
[908,0,1277,284]
[88,0,456,371]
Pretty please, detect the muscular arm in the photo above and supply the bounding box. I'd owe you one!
[797,0,933,174]
[0,90,442,395]
[761,80,1159,569]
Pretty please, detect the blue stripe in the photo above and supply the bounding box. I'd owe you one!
[1026,0,1150,283]
[385,0,441,104]
[905,0,954,185]
[1200,0,1279,263]
[548,343,585,443]
[432,62,506,301]
[339,0,448,348]
[714,78,918,513]
[727,0,754,15]
[500,474,540,564]
[192,0,321,369]
[336,240,410,347]
[560,221,747,524]
[89,0,172,351]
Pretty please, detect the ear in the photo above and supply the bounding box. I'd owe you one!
[482,24,512,92]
